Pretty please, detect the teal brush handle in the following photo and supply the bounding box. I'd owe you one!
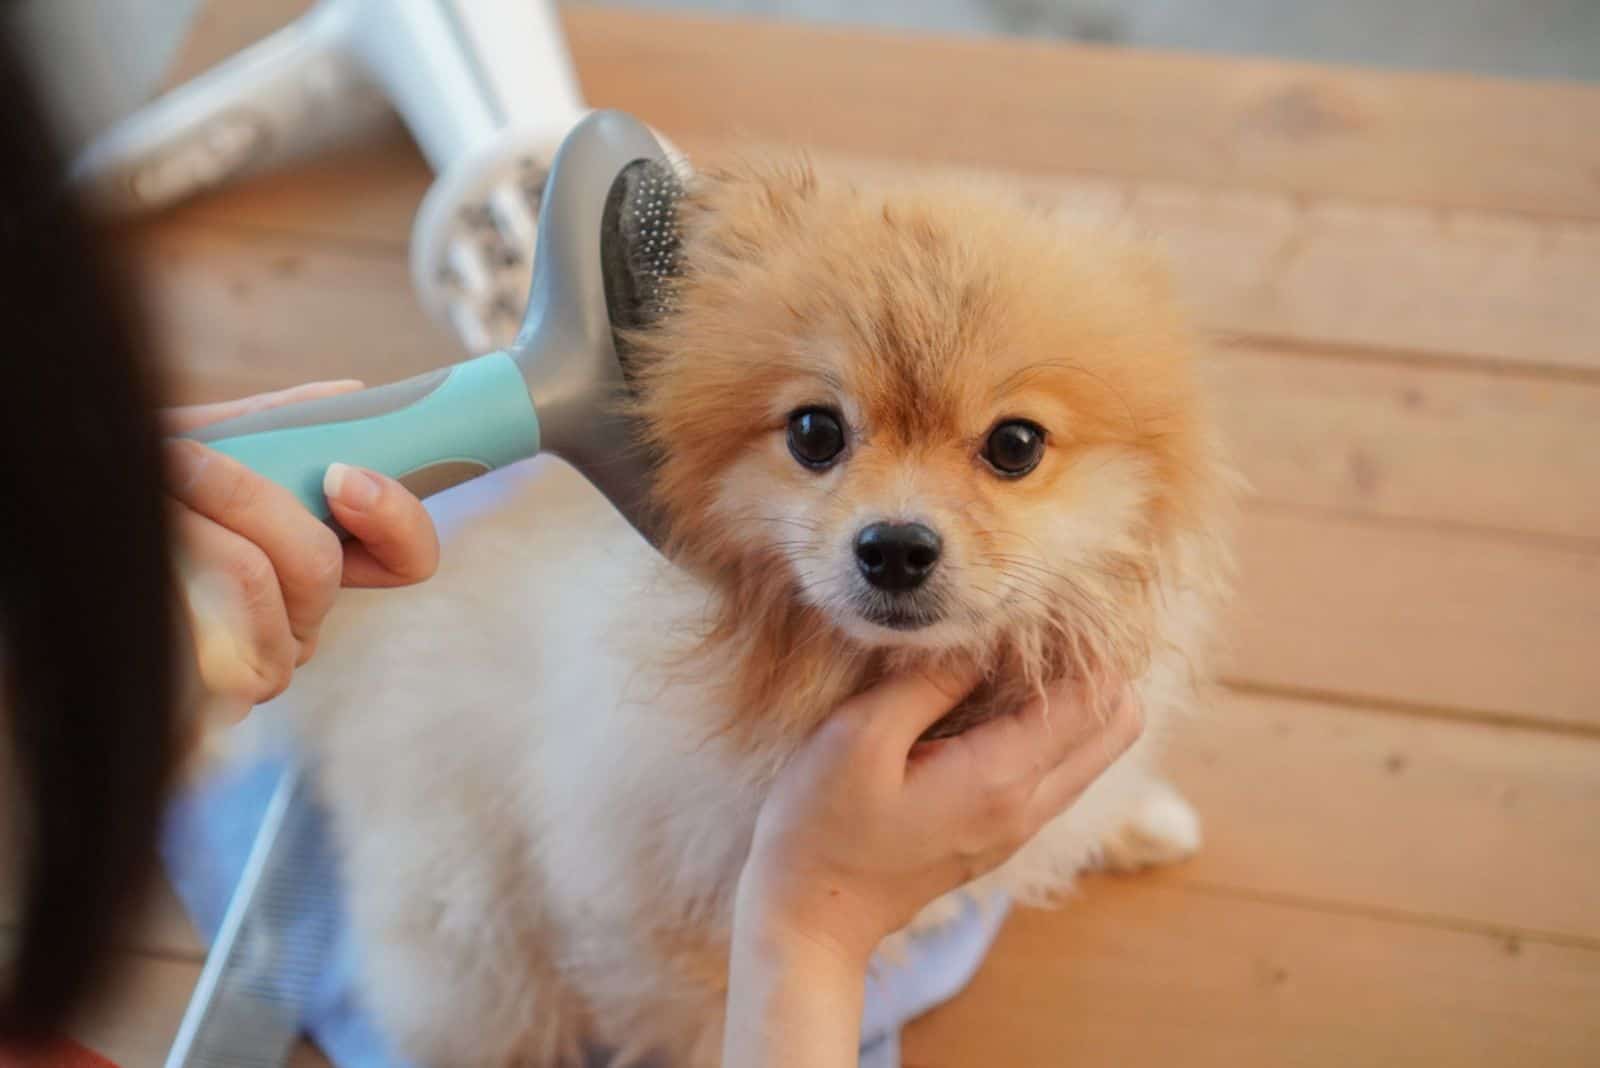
[187,351,542,521]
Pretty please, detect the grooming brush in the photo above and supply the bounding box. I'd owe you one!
[182,107,682,530]
[68,0,674,353]
[163,766,338,1068]
[164,107,686,1067]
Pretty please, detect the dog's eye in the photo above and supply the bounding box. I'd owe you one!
[787,408,847,469]
[982,420,1046,477]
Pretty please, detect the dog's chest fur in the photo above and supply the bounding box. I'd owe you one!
[275,457,779,1058]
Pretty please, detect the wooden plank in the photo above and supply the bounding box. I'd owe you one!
[1228,509,1600,729]
[148,130,1600,374]
[151,4,1600,372]
[1118,181,1600,373]
[1166,692,1600,941]
[123,223,454,406]
[148,141,433,251]
[562,8,1600,220]
[42,882,1600,1068]
[901,879,1600,1068]
[170,1,1600,222]
[1202,346,1600,542]
[125,134,430,248]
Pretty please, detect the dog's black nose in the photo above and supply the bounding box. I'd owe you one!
[855,522,942,592]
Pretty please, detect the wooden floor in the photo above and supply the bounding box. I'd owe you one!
[14,3,1600,1065]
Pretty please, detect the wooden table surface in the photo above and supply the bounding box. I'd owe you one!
[13,3,1600,1065]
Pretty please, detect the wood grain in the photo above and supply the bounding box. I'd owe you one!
[563,8,1600,220]
[1118,181,1600,373]
[42,880,1600,1068]
[900,880,1600,1068]
[1163,692,1600,941]
[1228,509,1600,729]
[147,0,1600,371]
[163,1,1600,222]
[122,222,452,405]
[149,134,1600,375]
[1202,346,1600,543]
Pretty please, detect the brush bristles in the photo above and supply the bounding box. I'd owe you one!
[621,159,685,322]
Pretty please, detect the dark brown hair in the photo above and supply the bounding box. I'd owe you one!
[0,18,181,1041]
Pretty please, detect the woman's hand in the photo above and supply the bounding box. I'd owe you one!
[723,668,1143,1067]
[742,668,1142,964]
[164,381,440,714]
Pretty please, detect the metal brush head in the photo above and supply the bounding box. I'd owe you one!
[498,109,687,550]
[413,125,690,355]
[606,157,685,330]
[163,768,341,1067]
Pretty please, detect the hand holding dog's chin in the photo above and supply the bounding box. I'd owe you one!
[732,665,1145,977]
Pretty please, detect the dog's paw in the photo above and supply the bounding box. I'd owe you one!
[1096,779,1201,873]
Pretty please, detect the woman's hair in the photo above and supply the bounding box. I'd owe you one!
[0,19,182,1039]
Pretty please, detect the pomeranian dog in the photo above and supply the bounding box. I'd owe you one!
[280,155,1236,1066]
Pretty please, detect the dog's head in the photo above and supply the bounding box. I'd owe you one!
[624,159,1231,715]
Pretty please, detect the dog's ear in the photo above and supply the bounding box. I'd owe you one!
[688,153,820,259]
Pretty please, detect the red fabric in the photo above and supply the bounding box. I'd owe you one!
[0,1038,119,1068]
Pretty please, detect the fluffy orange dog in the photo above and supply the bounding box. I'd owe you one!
[280,156,1237,1065]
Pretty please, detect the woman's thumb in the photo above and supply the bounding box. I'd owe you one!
[846,660,985,755]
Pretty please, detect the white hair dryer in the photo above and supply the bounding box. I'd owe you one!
[70,0,679,353]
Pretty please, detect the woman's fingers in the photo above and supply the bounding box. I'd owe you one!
[906,673,1096,783]
[840,662,985,776]
[159,383,442,719]
[902,676,1139,844]
[324,463,441,588]
[1024,685,1144,832]
[161,380,364,434]
[166,438,344,649]
[172,508,298,707]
